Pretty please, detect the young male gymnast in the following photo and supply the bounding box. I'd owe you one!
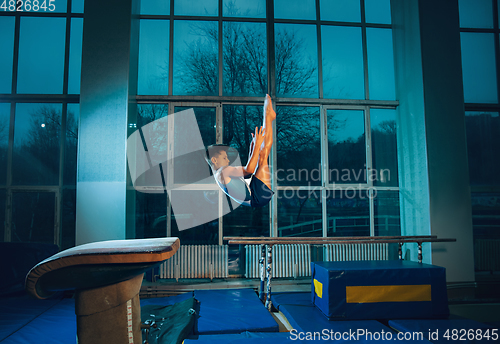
[206,94,276,207]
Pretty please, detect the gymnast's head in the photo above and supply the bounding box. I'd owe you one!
[206,144,230,170]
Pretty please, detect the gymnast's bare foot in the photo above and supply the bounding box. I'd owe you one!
[264,94,276,121]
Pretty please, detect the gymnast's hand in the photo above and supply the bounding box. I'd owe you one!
[253,126,265,151]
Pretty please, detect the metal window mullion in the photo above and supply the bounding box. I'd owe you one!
[168,1,174,96]
[63,5,71,96]
[55,105,68,247]
[219,0,223,96]
[267,0,276,98]
[166,102,175,237]
[321,105,329,186]
[316,0,323,99]
[364,106,375,236]
[11,15,20,95]
[216,103,224,244]
[493,0,500,105]
[322,189,327,237]
[4,102,16,242]
[267,0,277,237]
[271,101,277,237]
[320,105,328,237]
[360,0,369,100]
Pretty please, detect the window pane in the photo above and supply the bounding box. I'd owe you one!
[371,109,398,186]
[471,192,500,272]
[277,107,321,186]
[459,0,493,28]
[278,190,322,237]
[61,189,76,249]
[224,105,262,164]
[138,20,170,95]
[173,106,216,184]
[12,192,55,244]
[0,103,10,185]
[224,202,269,238]
[16,0,68,13]
[64,103,79,185]
[275,24,318,98]
[171,190,218,245]
[461,33,498,104]
[367,28,395,100]
[274,0,316,20]
[465,112,500,185]
[136,193,167,238]
[133,104,169,189]
[174,0,217,16]
[138,104,169,127]
[0,17,15,94]
[13,104,61,185]
[320,0,360,22]
[17,17,66,94]
[174,20,218,96]
[471,193,500,239]
[0,190,4,241]
[72,0,84,13]
[68,18,83,94]
[374,191,400,236]
[322,25,364,99]
[47,0,68,13]
[327,110,366,184]
[141,0,170,15]
[223,22,267,97]
[223,0,265,18]
[364,0,391,24]
[327,189,370,237]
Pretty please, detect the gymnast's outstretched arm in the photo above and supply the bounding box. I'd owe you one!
[221,126,265,179]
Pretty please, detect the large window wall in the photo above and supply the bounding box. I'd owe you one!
[133,0,400,254]
[459,0,500,272]
[0,0,83,249]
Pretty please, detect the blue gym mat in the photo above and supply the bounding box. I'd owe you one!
[270,292,312,311]
[0,297,76,344]
[274,292,432,343]
[184,331,300,343]
[194,289,279,334]
[389,317,496,344]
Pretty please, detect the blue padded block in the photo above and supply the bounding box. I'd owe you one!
[389,317,495,344]
[270,292,312,311]
[194,289,279,335]
[280,303,432,343]
[1,298,76,344]
[311,260,449,320]
[184,331,301,343]
[140,291,195,306]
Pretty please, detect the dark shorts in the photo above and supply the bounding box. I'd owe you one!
[249,177,274,207]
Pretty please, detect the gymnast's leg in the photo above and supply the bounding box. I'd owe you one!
[254,94,276,191]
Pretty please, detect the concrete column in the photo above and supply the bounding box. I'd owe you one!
[391,0,475,284]
[76,0,139,245]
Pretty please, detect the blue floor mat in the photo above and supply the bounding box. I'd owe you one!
[389,317,495,344]
[194,289,279,335]
[280,302,432,343]
[1,298,76,344]
[270,292,312,311]
[0,295,64,341]
[185,331,299,343]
